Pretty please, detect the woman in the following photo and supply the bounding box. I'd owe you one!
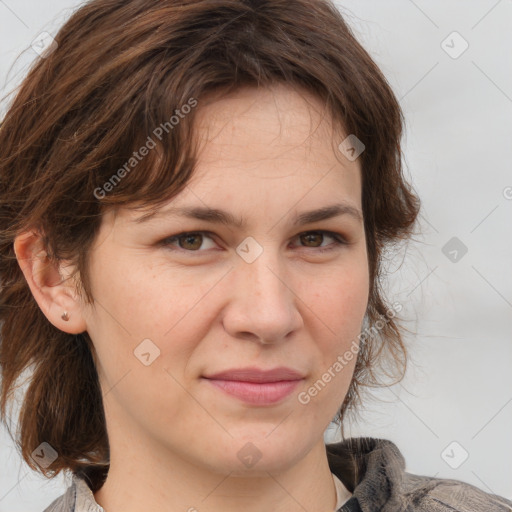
[0,0,510,511]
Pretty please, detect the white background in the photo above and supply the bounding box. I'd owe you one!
[0,0,511,510]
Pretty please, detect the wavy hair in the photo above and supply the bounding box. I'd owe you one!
[0,0,420,492]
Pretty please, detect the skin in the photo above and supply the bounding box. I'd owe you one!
[14,83,369,512]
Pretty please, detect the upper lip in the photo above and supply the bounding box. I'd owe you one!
[203,366,305,383]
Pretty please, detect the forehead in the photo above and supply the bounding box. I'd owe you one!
[194,84,344,165]
[190,84,361,192]
[110,84,363,227]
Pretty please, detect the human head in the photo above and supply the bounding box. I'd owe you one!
[0,0,419,492]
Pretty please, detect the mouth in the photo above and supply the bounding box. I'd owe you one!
[202,378,303,405]
[202,366,305,405]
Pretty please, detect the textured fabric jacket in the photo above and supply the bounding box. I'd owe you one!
[42,437,512,512]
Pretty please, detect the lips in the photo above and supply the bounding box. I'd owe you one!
[203,366,305,383]
[202,366,305,405]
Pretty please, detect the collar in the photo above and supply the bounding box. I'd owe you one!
[73,474,105,512]
[326,437,405,511]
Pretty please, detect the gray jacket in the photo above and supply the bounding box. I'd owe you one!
[42,437,512,512]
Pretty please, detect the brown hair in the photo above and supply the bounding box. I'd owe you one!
[0,0,420,492]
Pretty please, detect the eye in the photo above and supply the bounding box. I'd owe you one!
[159,230,348,254]
[160,231,218,252]
[295,231,348,253]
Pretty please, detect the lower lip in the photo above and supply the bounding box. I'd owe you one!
[204,378,302,405]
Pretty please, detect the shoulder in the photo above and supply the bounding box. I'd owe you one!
[326,437,512,512]
[41,474,106,512]
[401,471,512,511]
[41,482,76,512]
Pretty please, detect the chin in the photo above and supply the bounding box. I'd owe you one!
[203,428,313,476]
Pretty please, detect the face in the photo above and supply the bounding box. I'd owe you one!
[66,84,369,475]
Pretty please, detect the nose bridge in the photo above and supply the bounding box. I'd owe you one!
[244,247,285,300]
[239,240,289,307]
[226,239,301,342]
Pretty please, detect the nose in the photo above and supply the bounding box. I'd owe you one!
[221,245,303,345]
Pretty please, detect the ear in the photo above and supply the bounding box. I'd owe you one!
[13,230,88,334]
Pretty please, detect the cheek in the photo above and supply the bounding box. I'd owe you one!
[86,265,206,429]
[307,260,369,336]
[301,262,369,401]
[86,258,217,387]
[300,268,367,408]
[87,252,187,336]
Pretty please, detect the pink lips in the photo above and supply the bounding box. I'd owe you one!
[202,366,305,405]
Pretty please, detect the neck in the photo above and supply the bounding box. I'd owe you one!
[93,436,338,512]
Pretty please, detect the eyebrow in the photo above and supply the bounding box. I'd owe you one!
[133,202,363,227]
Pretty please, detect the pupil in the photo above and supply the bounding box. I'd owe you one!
[182,234,201,250]
[303,232,321,247]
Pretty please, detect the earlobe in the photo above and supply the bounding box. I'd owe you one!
[13,230,88,334]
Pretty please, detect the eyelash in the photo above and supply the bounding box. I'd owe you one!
[159,230,348,255]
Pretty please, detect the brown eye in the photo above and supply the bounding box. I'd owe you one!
[160,230,346,256]
[177,233,203,250]
[299,232,324,248]
[295,231,346,252]
[161,232,217,252]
